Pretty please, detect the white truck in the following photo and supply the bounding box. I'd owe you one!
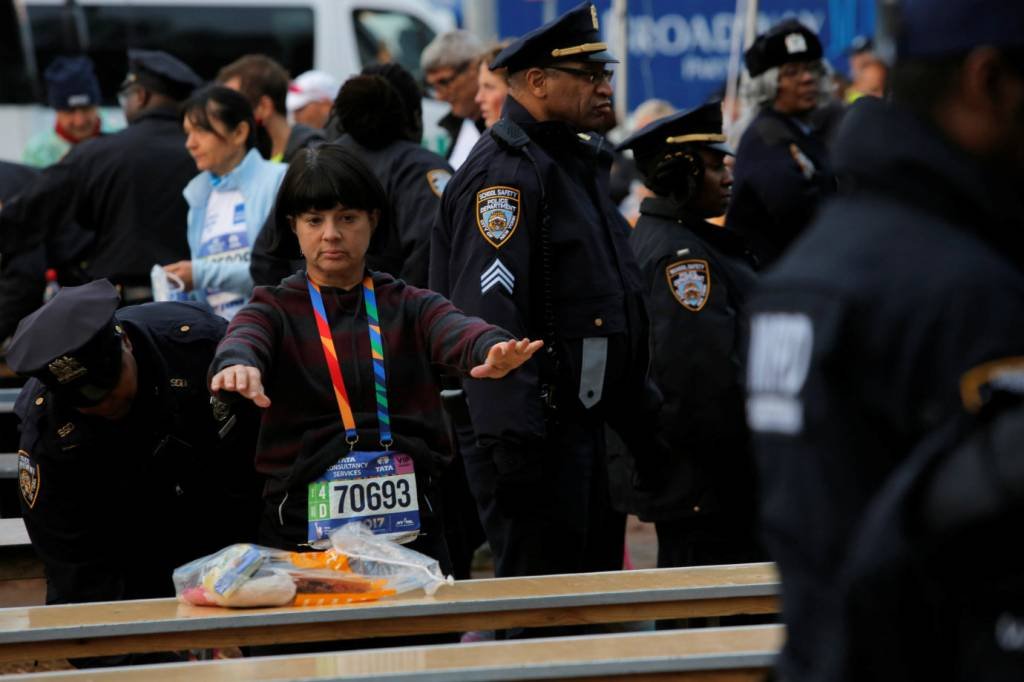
[0,0,456,162]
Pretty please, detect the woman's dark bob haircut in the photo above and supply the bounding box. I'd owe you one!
[180,85,256,151]
[266,143,390,256]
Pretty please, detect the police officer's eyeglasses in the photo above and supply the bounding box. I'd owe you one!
[425,61,471,96]
[546,66,615,86]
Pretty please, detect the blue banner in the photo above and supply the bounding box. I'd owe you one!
[496,0,876,111]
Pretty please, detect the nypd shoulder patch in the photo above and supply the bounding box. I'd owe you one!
[476,186,520,248]
[18,450,40,509]
[665,259,711,312]
[426,169,452,198]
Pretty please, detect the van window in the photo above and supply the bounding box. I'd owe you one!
[24,4,314,105]
[353,8,436,82]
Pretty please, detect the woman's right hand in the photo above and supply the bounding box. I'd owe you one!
[210,364,271,408]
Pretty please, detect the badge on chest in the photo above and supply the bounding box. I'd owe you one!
[308,451,420,543]
[476,185,520,248]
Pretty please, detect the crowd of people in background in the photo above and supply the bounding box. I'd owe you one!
[1,0,1023,678]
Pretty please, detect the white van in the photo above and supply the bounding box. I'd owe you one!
[0,0,455,162]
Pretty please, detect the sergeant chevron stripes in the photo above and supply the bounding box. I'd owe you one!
[480,258,515,295]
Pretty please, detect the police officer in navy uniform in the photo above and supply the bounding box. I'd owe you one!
[0,50,201,303]
[727,20,835,266]
[744,1,1024,679]
[430,2,662,585]
[7,280,260,665]
[618,103,762,569]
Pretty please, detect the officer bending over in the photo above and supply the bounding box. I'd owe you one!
[619,102,762,569]
[7,280,260,664]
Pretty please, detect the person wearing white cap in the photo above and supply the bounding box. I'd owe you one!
[286,70,339,130]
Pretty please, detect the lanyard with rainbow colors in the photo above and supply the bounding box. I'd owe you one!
[306,275,393,449]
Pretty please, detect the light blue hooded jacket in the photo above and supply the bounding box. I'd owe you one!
[183,147,286,311]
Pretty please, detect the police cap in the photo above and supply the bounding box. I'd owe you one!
[7,280,125,407]
[490,2,618,74]
[745,19,823,77]
[896,0,1024,59]
[44,56,102,110]
[119,49,202,100]
[616,102,732,178]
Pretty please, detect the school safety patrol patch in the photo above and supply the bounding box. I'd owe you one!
[666,259,711,312]
[18,451,39,509]
[476,186,520,248]
[426,169,452,198]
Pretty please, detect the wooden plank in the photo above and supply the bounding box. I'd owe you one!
[0,564,779,663]
[0,624,784,681]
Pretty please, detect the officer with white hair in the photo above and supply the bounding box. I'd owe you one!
[726,19,835,266]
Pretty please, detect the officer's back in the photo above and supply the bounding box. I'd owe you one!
[744,3,1024,679]
[0,50,201,301]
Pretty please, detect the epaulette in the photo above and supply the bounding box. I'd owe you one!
[491,119,530,151]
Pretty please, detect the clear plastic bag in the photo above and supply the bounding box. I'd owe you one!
[174,524,452,608]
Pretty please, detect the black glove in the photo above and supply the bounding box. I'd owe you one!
[491,442,551,518]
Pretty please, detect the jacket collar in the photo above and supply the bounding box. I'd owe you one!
[504,96,587,155]
[640,196,754,258]
[128,105,180,126]
[183,147,264,205]
[833,97,1024,263]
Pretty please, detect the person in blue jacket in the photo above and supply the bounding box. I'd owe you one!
[165,85,286,319]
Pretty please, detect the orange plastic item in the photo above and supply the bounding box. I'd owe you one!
[292,588,397,607]
[288,549,351,573]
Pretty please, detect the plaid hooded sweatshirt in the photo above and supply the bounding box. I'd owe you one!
[211,270,511,506]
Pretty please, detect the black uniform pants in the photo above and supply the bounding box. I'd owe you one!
[459,411,625,581]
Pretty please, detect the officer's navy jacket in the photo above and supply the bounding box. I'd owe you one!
[745,96,1024,681]
[630,197,758,528]
[0,107,194,286]
[726,106,833,266]
[430,96,658,455]
[15,302,261,608]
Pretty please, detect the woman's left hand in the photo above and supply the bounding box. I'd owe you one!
[164,260,194,291]
[470,338,544,379]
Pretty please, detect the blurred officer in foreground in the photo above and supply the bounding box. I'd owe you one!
[7,280,260,666]
[431,1,662,587]
[618,103,762,570]
[728,20,835,266]
[0,49,201,304]
[22,56,108,168]
[744,1,1024,679]
[838,379,1024,682]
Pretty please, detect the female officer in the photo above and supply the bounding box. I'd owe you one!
[209,144,540,568]
[165,85,286,319]
[617,102,762,570]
